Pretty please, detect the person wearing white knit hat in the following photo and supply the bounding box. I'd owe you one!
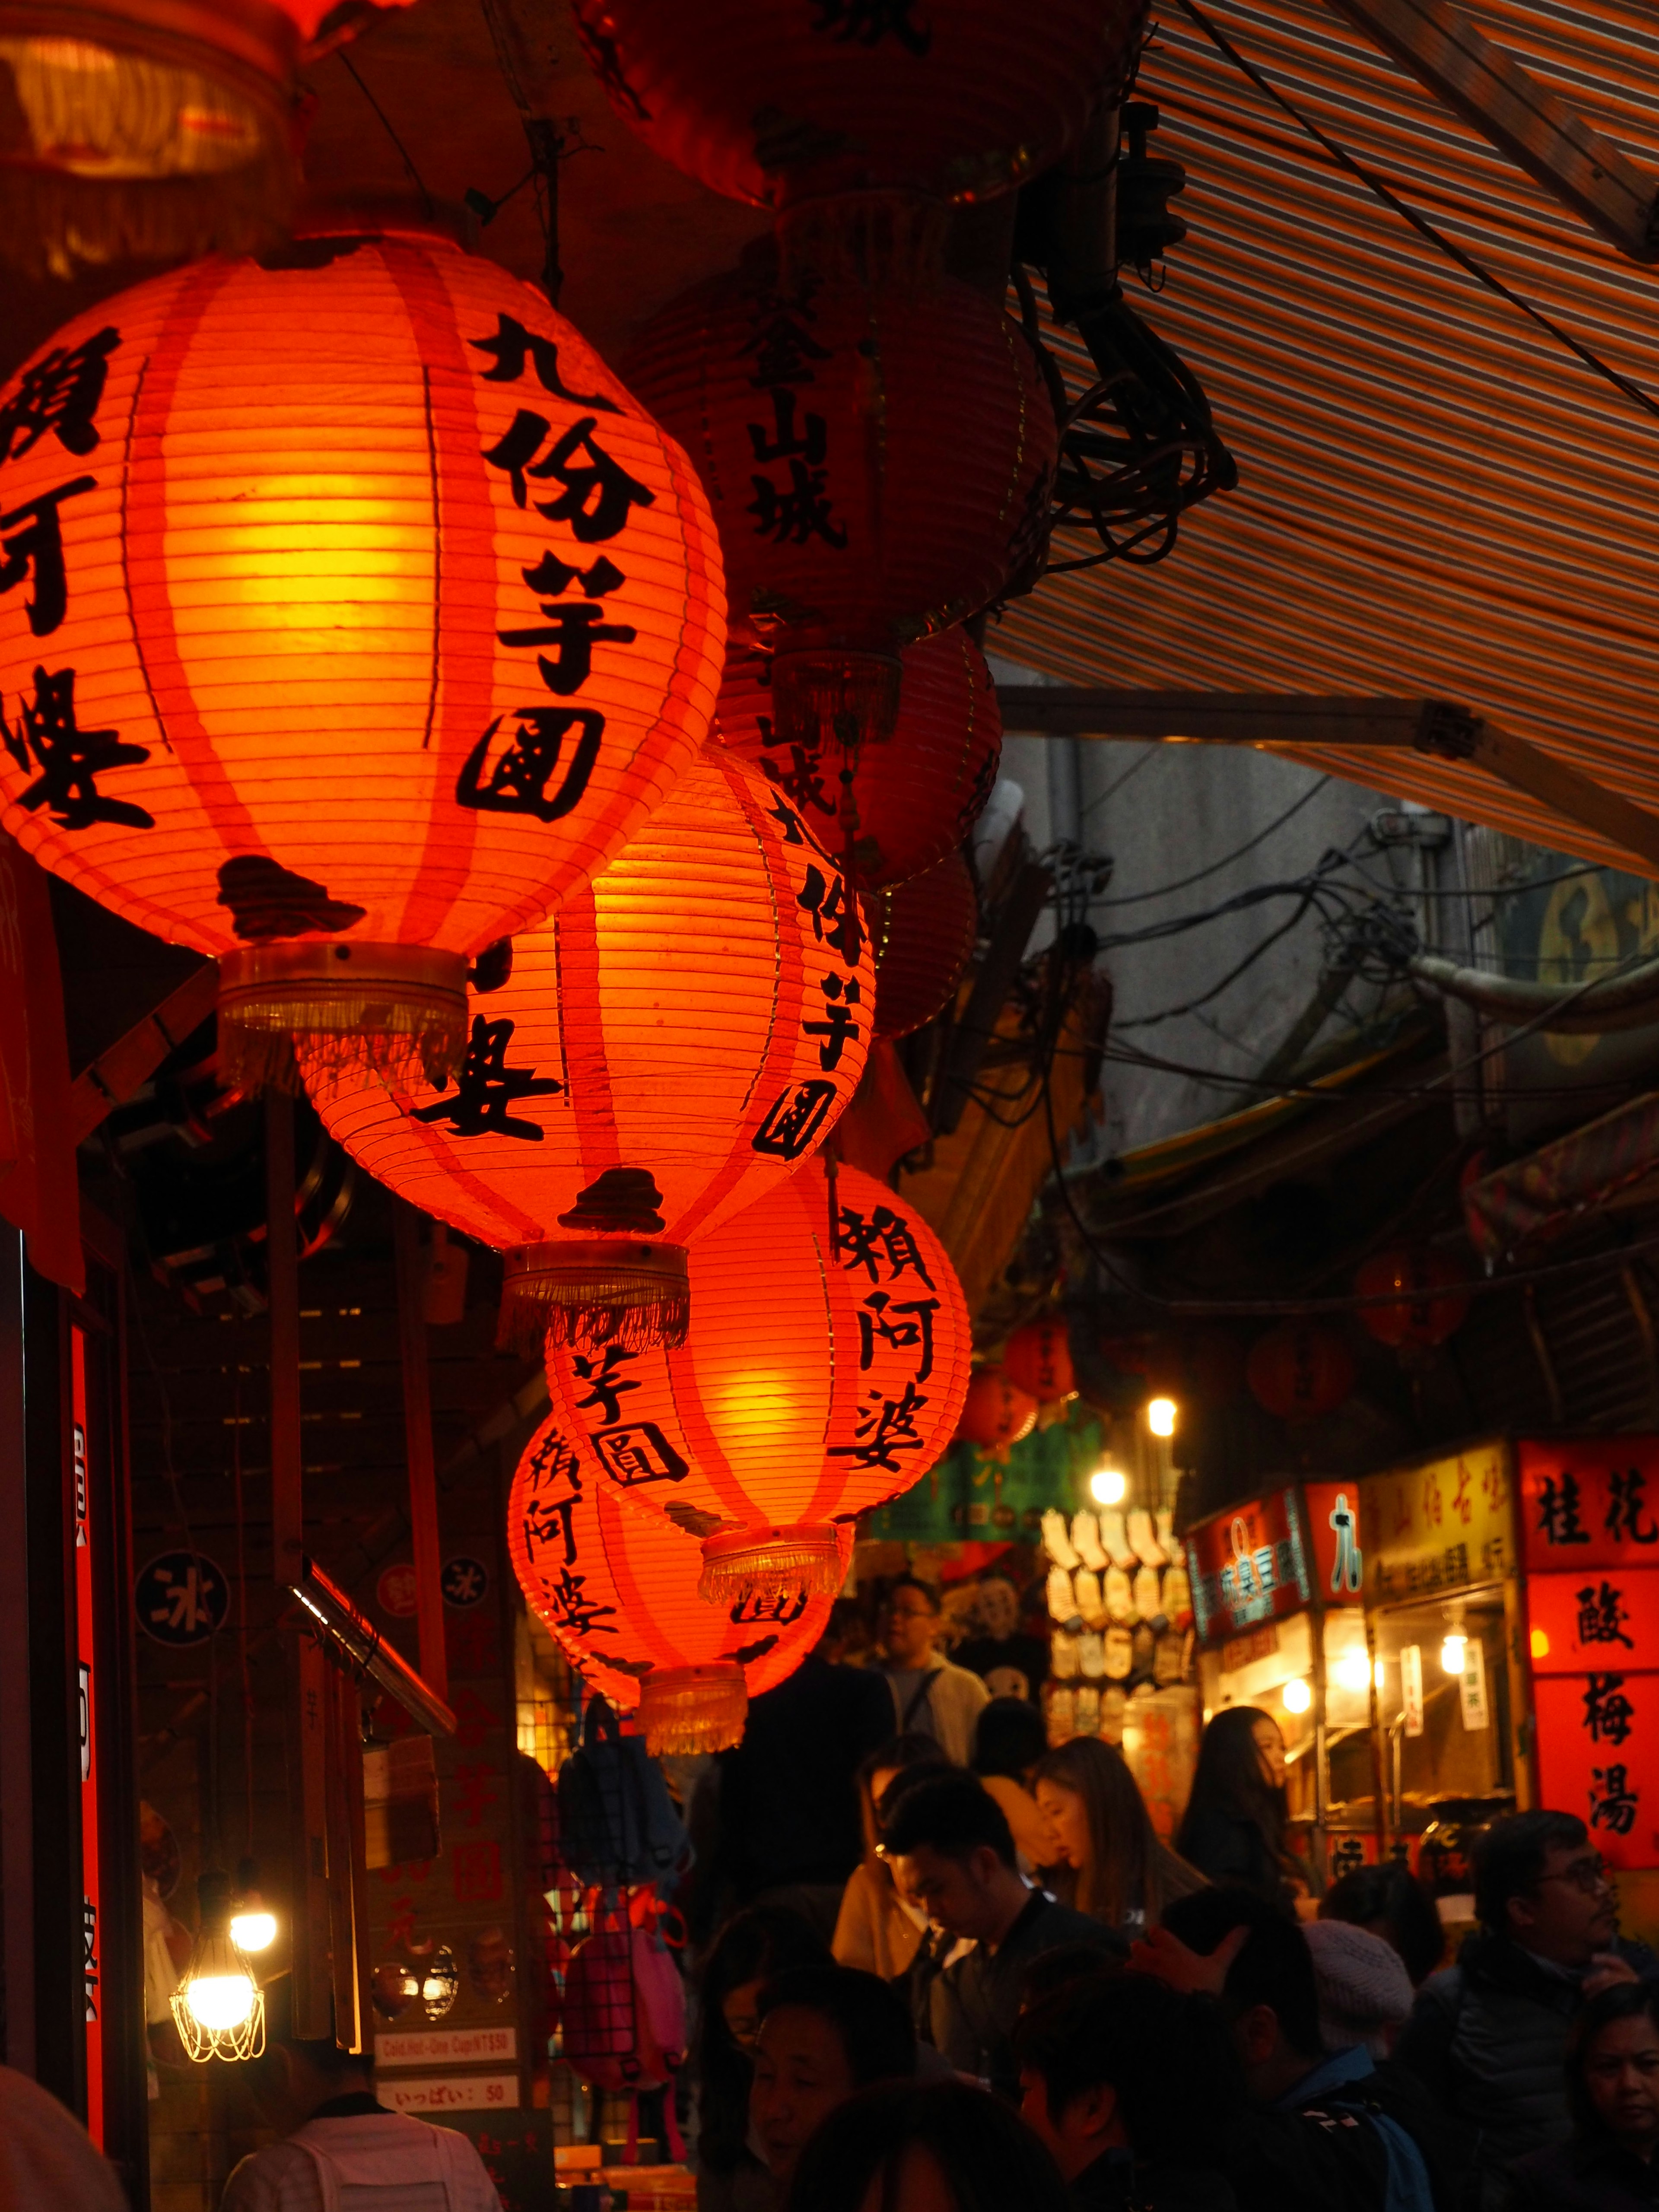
[1305,1919,1416,2060]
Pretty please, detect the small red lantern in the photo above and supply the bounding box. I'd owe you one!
[1354,1249,1469,1349]
[956,1368,1037,1450]
[715,629,1000,890]
[870,849,979,1040]
[1003,1315,1075,1404]
[1246,1323,1357,1424]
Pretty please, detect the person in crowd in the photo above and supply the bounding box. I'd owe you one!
[881,1772,1121,2098]
[880,1576,991,1764]
[220,2001,499,2212]
[1035,1737,1207,1937]
[712,1618,893,1936]
[1322,1864,1445,1987]
[749,1965,917,2196]
[1305,1919,1415,2059]
[1509,1980,1659,2212]
[1136,1887,1447,2212]
[833,1736,953,1979]
[1175,1707,1304,1909]
[1021,1942,1129,2011]
[973,1697,1054,1870]
[788,2078,1074,2212]
[0,2065,127,2212]
[1014,1967,1243,2212]
[694,1907,833,2212]
[1395,1811,1656,2208]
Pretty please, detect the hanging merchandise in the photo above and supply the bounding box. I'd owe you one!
[542,1160,971,1608]
[0,224,725,1093]
[1002,1314,1076,1404]
[623,239,1054,756]
[306,753,869,1350]
[568,0,1145,212]
[715,629,1001,890]
[0,1,415,277]
[1353,1247,1470,1350]
[869,849,979,1040]
[509,1408,843,1753]
[956,1367,1039,1450]
[1246,1320,1357,1423]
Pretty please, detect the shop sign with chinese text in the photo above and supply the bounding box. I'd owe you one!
[1304,1482,1366,1605]
[1519,1440,1659,1570]
[1361,1444,1512,1603]
[1186,1490,1311,1644]
[1533,1666,1659,1869]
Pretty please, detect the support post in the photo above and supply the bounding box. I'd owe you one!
[394,1201,449,1707]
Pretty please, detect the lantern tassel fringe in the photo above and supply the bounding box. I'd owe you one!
[637,1664,748,1757]
[498,1243,692,1355]
[699,1523,845,1610]
[220,993,466,1098]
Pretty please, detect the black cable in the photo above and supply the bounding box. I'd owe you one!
[1088,776,1332,906]
[337,50,435,219]
[1114,889,1325,1025]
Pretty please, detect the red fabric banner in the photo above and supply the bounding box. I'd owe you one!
[0,829,83,1293]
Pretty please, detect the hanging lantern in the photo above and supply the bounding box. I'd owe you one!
[306,754,871,1349]
[715,629,1000,890]
[624,246,1053,756]
[1354,1247,1469,1349]
[0,3,415,277]
[955,1367,1037,1449]
[869,849,978,1039]
[0,225,725,1093]
[543,1159,971,1610]
[1003,1314,1076,1404]
[509,1411,844,1753]
[1245,1322,1357,1423]
[569,0,1145,212]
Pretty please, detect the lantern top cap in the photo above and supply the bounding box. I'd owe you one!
[292,190,478,251]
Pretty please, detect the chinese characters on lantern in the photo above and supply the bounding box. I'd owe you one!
[742,274,845,552]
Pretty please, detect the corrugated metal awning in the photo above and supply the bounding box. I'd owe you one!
[996,0,1659,874]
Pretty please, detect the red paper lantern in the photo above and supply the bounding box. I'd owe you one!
[715,629,1000,890]
[306,755,869,1348]
[1354,1248,1469,1349]
[1245,1323,1357,1423]
[509,1413,844,1753]
[624,250,1052,754]
[956,1367,1037,1449]
[543,1160,970,1608]
[569,0,1145,211]
[870,849,978,1039]
[0,226,724,1091]
[1003,1315,1075,1404]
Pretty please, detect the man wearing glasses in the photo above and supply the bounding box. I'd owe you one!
[1397,1811,1657,2208]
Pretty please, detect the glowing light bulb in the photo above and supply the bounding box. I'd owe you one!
[229,1909,276,1954]
[1530,1627,1550,1660]
[1334,1650,1371,1694]
[1282,1678,1312,1713]
[1441,1633,1467,1676]
[185,1971,257,2033]
[1090,1466,1127,1506]
[1147,1396,1178,1438]
[1375,1659,1386,1691]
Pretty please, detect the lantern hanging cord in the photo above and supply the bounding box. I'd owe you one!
[336,50,435,220]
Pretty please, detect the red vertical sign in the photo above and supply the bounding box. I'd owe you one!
[72,1327,103,2145]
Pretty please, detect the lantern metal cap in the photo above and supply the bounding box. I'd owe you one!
[699,1522,845,1611]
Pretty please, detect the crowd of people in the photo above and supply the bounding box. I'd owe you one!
[685,1586,1659,2212]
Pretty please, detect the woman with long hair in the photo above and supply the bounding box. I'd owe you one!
[1174,1704,1300,1908]
[1032,1737,1205,1935]
[832,1735,951,1979]
[693,1906,831,2212]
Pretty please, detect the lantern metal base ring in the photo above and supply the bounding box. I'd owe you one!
[638,1662,747,1756]
[499,1238,690,1352]
[699,1522,845,1610]
[219,940,469,1095]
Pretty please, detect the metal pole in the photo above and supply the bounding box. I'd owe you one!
[394,1201,449,1706]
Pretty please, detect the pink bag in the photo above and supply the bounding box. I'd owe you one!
[562,1910,687,2157]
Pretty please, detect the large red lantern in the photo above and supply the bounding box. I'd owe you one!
[569,0,1145,212]
[543,1160,970,1609]
[1003,1315,1075,1405]
[0,226,724,1091]
[870,849,978,1039]
[1245,1322,1357,1423]
[715,629,1000,890]
[306,755,869,1348]
[624,250,1052,756]
[1354,1248,1469,1349]
[955,1368,1038,1450]
[509,1411,845,1753]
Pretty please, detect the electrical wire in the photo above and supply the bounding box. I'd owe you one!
[1089,776,1332,906]
[337,49,435,219]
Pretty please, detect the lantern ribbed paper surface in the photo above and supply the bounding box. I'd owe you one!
[870,849,979,1039]
[569,0,1145,211]
[716,629,1000,890]
[624,253,1052,753]
[305,755,871,1348]
[956,1367,1038,1449]
[509,1416,843,1753]
[0,228,724,1087]
[544,1160,970,1607]
[1003,1315,1076,1404]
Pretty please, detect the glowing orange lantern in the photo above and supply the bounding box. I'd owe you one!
[956,1368,1037,1449]
[1003,1315,1076,1404]
[869,849,979,1039]
[305,755,869,1348]
[0,225,724,1092]
[1354,1247,1469,1349]
[543,1160,970,1609]
[509,1411,845,1753]
[569,0,1145,212]
[1246,1322,1357,1423]
[624,248,1053,756]
[715,629,1000,890]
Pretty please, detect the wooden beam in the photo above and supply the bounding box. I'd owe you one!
[66,964,217,1145]
[393,1201,449,1706]
[1321,0,1659,264]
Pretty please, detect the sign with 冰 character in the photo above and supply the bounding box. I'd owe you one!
[1527,1570,1659,1674]
[1185,1489,1312,1645]
[1532,1668,1659,1869]
[1518,1439,1659,1572]
[1360,1443,1514,1604]
[135,1550,230,1646]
